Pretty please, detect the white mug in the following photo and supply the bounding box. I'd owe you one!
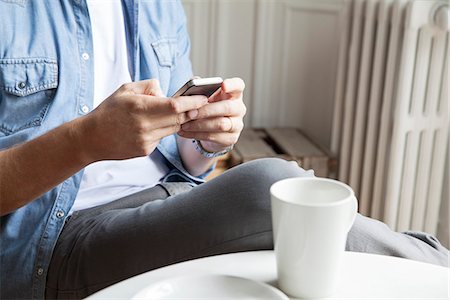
[270,177,358,298]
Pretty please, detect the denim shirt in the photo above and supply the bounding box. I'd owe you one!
[0,1,211,298]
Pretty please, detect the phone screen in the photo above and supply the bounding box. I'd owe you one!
[180,83,222,97]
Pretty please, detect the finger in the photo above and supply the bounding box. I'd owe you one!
[209,78,245,103]
[196,99,243,119]
[181,117,243,133]
[141,123,186,146]
[167,95,209,114]
[207,87,223,103]
[123,79,165,97]
[177,131,239,146]
[137,94,208,115]
[145,112,192,129]
[222,77,245,94]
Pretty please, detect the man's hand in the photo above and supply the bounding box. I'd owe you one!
[80,79,208,162]
[0,79,209,215]
[178,78,246,152]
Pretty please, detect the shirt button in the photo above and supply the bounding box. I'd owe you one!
[81,105,90,114]
[17,82,26,89]
[56,210,65,219]
[37,268,44,276]
[81,52,90,60]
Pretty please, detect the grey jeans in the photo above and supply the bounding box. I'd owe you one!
[45,158,449,299]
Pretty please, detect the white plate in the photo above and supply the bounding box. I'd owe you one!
[131,274,289,299]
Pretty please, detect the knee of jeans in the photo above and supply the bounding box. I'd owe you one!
[229,158,314,209]
[242,158,314,183]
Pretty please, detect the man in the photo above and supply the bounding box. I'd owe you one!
[0,1,448,299]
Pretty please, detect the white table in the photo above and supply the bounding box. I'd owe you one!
[87,251,449,299]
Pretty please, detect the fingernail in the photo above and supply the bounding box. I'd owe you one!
[188,110,198,119]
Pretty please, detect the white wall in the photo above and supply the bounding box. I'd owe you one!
[182,0,346,150]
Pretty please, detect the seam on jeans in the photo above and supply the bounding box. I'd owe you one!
[178,229,273,261]
[47,229,272,295]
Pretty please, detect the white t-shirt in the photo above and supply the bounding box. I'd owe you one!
[70,0,169,213]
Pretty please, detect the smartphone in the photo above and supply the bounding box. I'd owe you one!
[172,77,223,97]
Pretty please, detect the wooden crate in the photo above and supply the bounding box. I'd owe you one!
[205,153,230,181]
[230,128,336,177]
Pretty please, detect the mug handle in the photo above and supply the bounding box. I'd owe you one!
[347,196,358,232]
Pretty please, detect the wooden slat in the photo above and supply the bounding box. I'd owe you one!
[302,157,329,178]
[299,129,338,176]
[265,128,324,157]
[266,128,328,177]
[243,154,293,163]
[233,129,277,160]
[229,128,332,177]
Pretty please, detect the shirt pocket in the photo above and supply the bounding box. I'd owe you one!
[151,38,178,68]
[151,38,178,93]
[0,58,58,136]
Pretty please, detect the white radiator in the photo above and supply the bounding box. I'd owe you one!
[332,0,449,234]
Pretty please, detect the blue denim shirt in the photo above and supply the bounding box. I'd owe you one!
[0,1,211,298]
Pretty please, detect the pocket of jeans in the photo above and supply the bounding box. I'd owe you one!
[0,57,58,136]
